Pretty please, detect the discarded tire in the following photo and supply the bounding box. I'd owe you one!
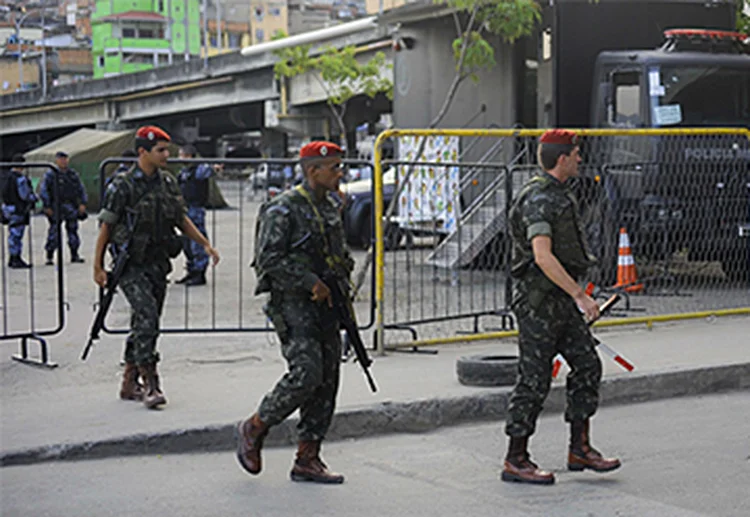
[456,355,519,387]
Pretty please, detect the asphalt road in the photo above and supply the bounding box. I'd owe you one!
[2,391,748,517]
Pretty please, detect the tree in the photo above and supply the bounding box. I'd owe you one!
[272,34,393,143]
[737,0,750,34]
[351,0,542,299]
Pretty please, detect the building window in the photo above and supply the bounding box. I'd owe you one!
[97,55,104,68]
[123,53,153,64]
[158,0,164,12]
[255,6,264,21]
[157,54,170,66]
[610,71,642,127]
[270,7,281,16]
[122,27,136,38]
[228,33,240,48]
[255,28,264,42]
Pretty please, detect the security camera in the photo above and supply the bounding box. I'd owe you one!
[392,36,416,52]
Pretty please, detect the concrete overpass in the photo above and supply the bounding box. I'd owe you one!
[0,17,393,154]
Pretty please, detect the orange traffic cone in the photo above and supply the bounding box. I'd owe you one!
[612,228,643,293]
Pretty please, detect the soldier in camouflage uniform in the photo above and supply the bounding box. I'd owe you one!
[93,126,220,410]
[236,141,352,484]
[502,130,621,485]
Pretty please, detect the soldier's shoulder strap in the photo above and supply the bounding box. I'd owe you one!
[510,175,548,210]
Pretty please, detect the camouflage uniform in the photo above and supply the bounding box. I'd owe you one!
[505,172,601,438]
[98,167,186,365]
[252,182,354,442]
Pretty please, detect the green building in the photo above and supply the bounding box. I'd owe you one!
[92,0,201,78]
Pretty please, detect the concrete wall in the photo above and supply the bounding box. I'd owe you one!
[392,16,517,133]
[391,15,521,203]
[0,60,40,95]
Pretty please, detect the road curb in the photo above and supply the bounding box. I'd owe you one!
[2,362,749,467]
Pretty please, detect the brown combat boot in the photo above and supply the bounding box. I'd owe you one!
[568,419,621,473]
[138,363,167,409]
[119,362,144,401]
[290,440,344,484]
[501,436,555,485]
[235,413,269,475]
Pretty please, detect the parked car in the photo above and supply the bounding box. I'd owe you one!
[341,166,403,250]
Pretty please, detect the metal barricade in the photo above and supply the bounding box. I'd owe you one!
[96,157,376,341]
[1,162,66,368]
[378,160,516,346]
[372,128,750,353]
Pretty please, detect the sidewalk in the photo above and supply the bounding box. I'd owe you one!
[1,314,748,466]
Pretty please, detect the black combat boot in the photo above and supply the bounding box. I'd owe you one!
[175,271,194,284]
[8,255,31,269]
[184,271,206,286]
[70,248,85,263]
[45,251,54,266]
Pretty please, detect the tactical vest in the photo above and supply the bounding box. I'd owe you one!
[47,169,83,204]
[109,168,184,263]
[510,175,596,281]
[252,186,350,295]
[2,171,22,208]
[179,165,209,207]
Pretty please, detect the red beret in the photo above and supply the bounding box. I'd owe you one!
[135,126,171,142]
[539,129,578,145]
[300,141,343,159]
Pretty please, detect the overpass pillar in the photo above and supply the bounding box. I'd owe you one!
[261,128,288,158]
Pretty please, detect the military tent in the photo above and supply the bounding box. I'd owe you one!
[23,128,228,211]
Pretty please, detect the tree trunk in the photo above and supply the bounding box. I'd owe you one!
[350,6,479,299]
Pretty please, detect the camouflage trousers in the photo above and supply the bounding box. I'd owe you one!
[258,292,341,442]
[119,260,170,365]
[6,214,28,256]
[505,291,602,437]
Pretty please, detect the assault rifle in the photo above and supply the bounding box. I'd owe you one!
[289,224,378,393]
[81,210,138,361]
[321,270,378,393]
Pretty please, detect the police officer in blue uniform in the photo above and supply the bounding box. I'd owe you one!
[106,148,138,189]
[175,144,213,286]
[2,154,38,269]
[40,151,88,265]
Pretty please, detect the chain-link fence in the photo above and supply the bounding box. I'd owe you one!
[371,128,750,351]
[1,162,66,367]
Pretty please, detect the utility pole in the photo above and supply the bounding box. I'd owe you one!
[202,0,208,69]
[41,8,47,97]
[216,0,222,53]
[16,19,23,91]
